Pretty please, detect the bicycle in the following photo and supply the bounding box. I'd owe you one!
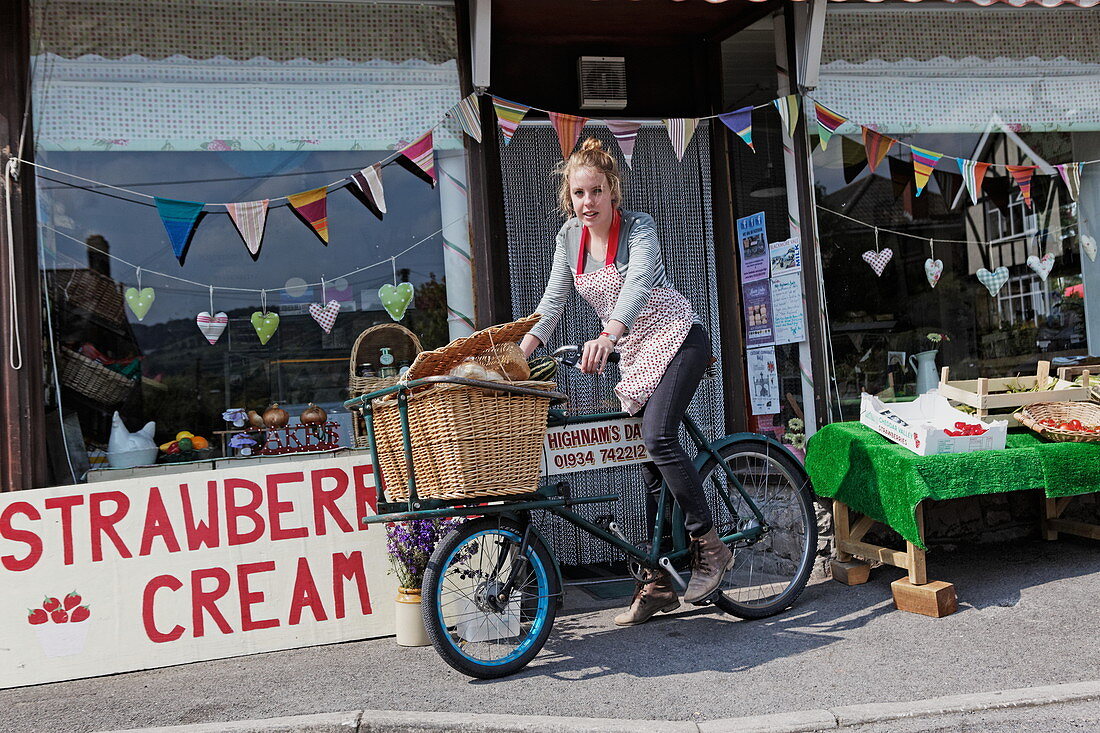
[344,345,817,679]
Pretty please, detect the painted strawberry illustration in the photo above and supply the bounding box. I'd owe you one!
[50,608,68,624]
[64,591,81,610]
[42,596,60,612]
[70,605,90,623]
[28,608,48,625]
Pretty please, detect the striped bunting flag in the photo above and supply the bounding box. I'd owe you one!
[448,93,482,144]
[1005,165,1037,208]
[662,118,698,161]
[397,130,436,187]
[814,103,846,151]
[772,95,799,138]
[154,197,206,265]
[226,199,270,260]
[910,147,943,196]
[861,127,895,174]
[718,106,754,152]
[549,112,588,159]
[350,163,386,220]
[492,97,529,145]
[287,187,329,244]
[956,158,992,205]
[606,120,642,167]
[1056,162,1081,201]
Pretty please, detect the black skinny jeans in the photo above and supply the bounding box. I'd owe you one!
[639,324,714,539]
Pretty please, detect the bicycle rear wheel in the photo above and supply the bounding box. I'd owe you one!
[422,516,559,679]
[696,440,817,619]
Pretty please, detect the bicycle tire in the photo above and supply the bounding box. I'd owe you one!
[422,516,559,679]
[697,440,818,620]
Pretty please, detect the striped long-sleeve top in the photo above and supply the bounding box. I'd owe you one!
[528,209,701,346]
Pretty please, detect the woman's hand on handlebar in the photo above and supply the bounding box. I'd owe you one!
[580,335,616,374]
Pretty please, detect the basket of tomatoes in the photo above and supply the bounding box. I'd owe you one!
[1014,402,1100,443]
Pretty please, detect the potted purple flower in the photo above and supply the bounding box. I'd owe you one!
[386,518,463,646]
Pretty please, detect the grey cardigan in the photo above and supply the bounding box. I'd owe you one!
[528,209,698,346]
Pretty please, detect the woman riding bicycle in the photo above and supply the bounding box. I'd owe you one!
[519,137,733,625]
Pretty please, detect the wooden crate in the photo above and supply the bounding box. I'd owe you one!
[938,361,1090,427]
[1056,362,1100,383]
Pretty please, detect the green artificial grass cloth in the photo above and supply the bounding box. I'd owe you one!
[805,422,1100,549]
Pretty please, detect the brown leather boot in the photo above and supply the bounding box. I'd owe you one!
[683,527,734,604]
[613,572,680,627]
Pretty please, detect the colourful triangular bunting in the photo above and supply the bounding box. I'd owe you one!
[888,157,913,201]
[449,93,482,144]
[154,197,205,265]
[492,97,529,145]
[350,163,387,220]
[287,187,329,244]
[718,107,754,152]
[842,135,868,184]
[1006,165,1037,209]
[861,127,895,174]
[933,169,963,209]
[549,112,588,159]
[226,199,269,260]
[1057,162,1081,201]
[956,158,992,205]
[606,120,642,167]
[814,103,845,151]
[910,146,943,197]
[662,118,698,161]
[397,130,436,187]
[772,95,799,138]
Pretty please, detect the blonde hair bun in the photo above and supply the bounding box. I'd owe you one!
[580,138,604,152]
[553,136,624,218]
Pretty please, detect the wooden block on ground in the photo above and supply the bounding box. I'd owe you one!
[891,577,957,618]
[831,559,871,586]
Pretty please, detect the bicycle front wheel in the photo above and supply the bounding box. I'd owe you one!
[422,516,559,679]
[697,440,817,619]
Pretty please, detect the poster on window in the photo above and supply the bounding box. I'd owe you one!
[769,237,802,275]
[770,273,807,346]
[742,279,774,348]
[747,346,781,415]
[737,212,770,284]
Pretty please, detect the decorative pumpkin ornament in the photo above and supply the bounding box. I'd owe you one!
[527,355,558,381]
[262,403,290,428]
[300,403,327,425]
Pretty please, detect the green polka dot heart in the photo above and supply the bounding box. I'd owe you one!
[379,282,414,321]
[124,287,155,321]
[251,311,280,345]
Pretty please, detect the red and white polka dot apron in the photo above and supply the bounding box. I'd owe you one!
[574,212,695,415]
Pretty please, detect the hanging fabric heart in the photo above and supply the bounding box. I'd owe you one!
[976,267,1010,297]
[1081,234,1097,262]
[251,311,280,345]
[861,248,893,277]
[196,311,228,345]
[379,282,414,321]
[1027,253,1055,281]
[125,287,155,321]
[309,300,340,334]
[924,259,944,289]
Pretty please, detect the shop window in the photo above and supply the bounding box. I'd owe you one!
[985,194,1036,244]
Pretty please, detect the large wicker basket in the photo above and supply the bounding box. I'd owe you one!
[57,346,137,407]
[1015,401,1100,443]
[367,314,556,502]
[348,323,422,448]
[47,269,127,326]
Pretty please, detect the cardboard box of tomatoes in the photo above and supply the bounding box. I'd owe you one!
[860,392,1008,456]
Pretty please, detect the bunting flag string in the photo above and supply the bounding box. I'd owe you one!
[956,158,992,205]
[1057,162,1081,201]
[396,130,436,187]
[287,187,330,243]
[492,96,529,145]
[226,199,270,260]
[772,95,799,138]
[861,127,895,174]
[350,163,387,220]
[1006,165,1036,209]
[154,198,205,265]
[718,107,755,152]
[814,103,846,151]
[910,146,943,197]
[549,112,588,159]
[606,119,642,167]
[663,118,698,161]
[448,93,482,144]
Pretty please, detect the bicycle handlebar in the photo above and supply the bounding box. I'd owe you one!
[551,344,621,368]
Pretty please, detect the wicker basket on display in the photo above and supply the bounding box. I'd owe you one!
[47,269,127,326]
[1014,402,1100,443]
[348,323,423,448]
[56,347,137,407]
[368,314,558,502]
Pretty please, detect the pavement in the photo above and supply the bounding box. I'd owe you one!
[4,536,1100,732]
